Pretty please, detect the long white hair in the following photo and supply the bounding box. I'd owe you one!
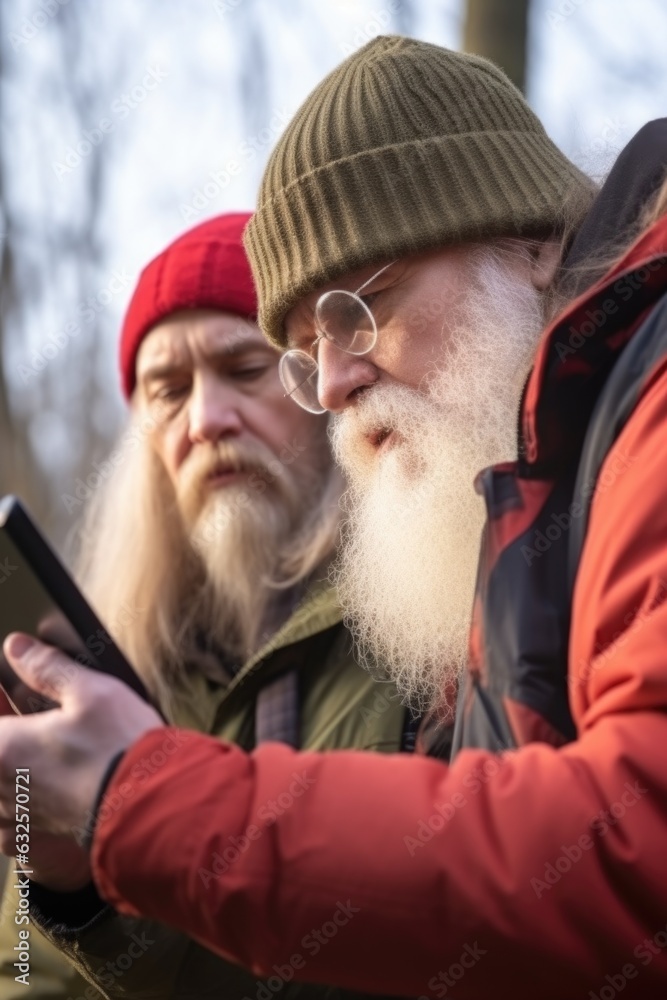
[71,416,341,713]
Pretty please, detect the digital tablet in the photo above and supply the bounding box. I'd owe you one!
[0,495,149,713]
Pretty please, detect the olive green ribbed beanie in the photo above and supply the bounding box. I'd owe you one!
[244,34,592,348]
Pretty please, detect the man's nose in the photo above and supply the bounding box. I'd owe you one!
[187,376,243,444]
[316,338,378,413]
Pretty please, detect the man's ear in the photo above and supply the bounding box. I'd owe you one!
[529,238,562,291]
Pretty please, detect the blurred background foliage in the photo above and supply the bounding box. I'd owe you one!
[0,0,666,548]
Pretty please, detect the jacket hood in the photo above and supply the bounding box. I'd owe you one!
[521,119,667,471]
[523,207,667,471]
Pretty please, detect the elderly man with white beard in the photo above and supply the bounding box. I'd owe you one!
[8,38,667,1000]
[323,246,549,716]
[0,212,413,1000]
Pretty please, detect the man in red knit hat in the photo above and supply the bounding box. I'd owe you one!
[0,213,410,1000]
[86,211,342,710]
[4,37,667,998]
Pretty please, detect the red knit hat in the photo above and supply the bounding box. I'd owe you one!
[119,212,256,398]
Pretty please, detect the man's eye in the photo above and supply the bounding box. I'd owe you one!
[155,385,188,402]
[232,365,271,380]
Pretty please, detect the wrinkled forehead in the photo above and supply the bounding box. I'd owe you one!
[137,309,268,371]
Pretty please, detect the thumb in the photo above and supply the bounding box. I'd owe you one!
[3,633,84,705]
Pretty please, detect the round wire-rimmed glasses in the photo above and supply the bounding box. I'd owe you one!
[279,261,395,413]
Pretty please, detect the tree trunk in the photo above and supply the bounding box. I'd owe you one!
[463,0,530,93]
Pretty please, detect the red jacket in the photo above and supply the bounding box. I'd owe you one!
[91,217,667,998]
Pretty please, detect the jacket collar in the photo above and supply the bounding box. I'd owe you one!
[171,580,343,733]
[240,578,342,678]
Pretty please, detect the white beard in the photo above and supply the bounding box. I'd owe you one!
[183,438,318,660]
[330,248,546,714]
[73,423,339,712]
[191,482,299,659]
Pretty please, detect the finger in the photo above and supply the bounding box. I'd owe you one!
[3,634,86,705]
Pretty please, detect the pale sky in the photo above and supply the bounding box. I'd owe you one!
[4,0,667,493]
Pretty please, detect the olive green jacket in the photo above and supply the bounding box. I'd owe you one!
[0,582,409,1000]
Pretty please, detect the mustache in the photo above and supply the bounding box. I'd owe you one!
[182,439,276,484]
[175,439,285,528]
[330,381,439,475]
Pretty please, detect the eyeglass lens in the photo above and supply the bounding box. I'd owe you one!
[315,290,376,355]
